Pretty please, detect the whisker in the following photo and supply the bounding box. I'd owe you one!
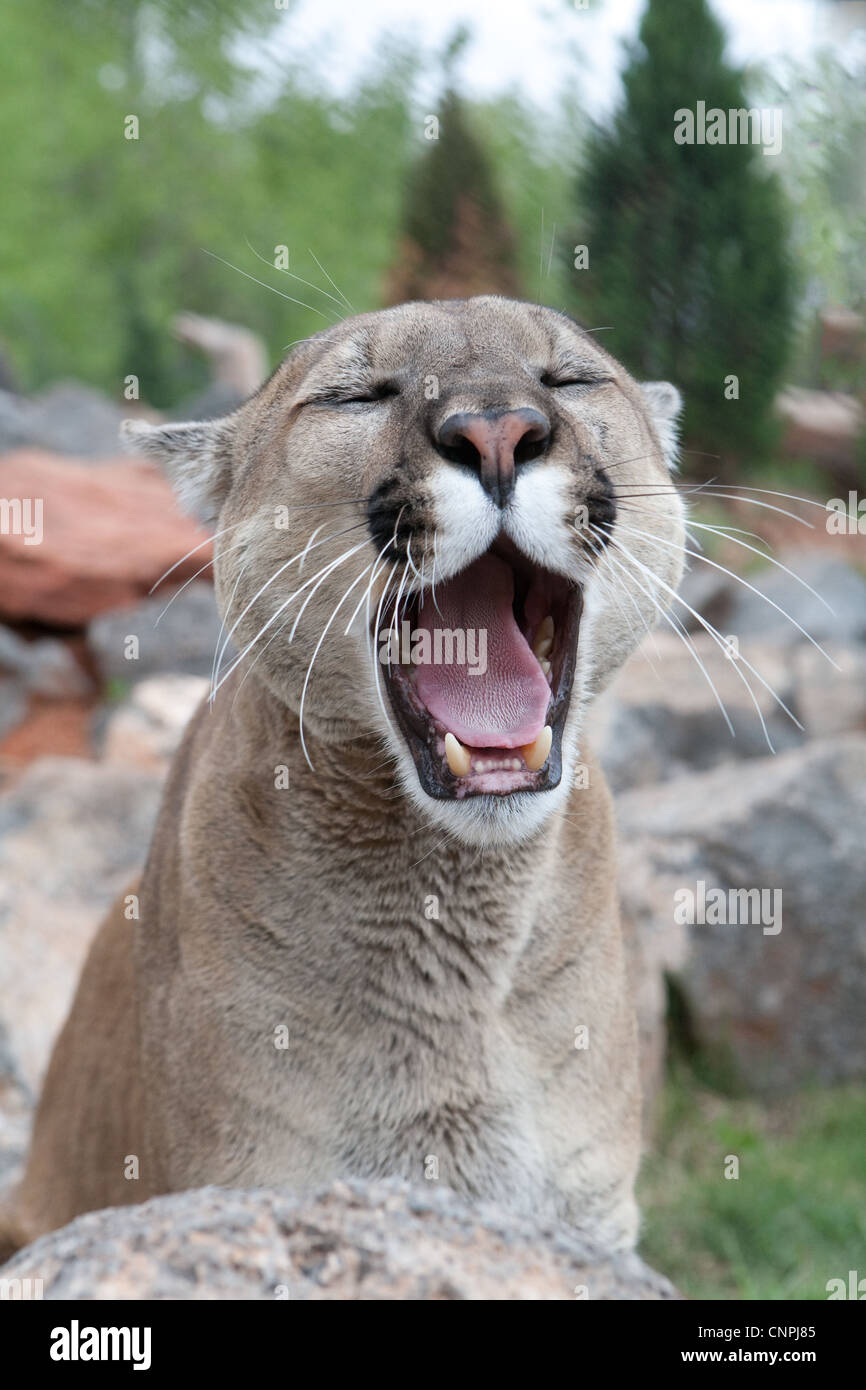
[596,534,736,736]
[211,538,369,700]
[155,536,247,624]
[598,525,802,748]
[613,519,838,661]
[213,520,367,686]
[243,236,349,315]
[211,560,248,697]
[202,249,341,323]
[297,560,376,770]
[148,521,243,595]
[307,248,354,312]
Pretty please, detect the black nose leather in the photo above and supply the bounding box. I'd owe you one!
[436,407,551,507]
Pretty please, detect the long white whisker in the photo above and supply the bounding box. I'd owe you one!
[243,236,348,315]
[211,540,368,699]
[214,521,365,681]
[307,248,354,311]
[148,522,243,595]
[613,519,838,664]
[683,521,835,614]
[156,537,247,624]
[211,561,249,697]
[599,527,802,748]
[596,535,735,735]
[202,249,341,323]
[297,561,376,771]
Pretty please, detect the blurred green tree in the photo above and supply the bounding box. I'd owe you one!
[568,0,794,462]
[385,84,524,304]
[0,0,417,406]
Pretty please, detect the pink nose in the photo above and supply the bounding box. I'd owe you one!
[436,407,551,507]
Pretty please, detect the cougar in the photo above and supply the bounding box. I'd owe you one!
[4,296,684,1261]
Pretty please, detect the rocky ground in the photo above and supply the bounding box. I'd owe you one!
[1,1181,679,1300]
[0,382,864,1296]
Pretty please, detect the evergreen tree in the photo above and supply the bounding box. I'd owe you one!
[570,0,794,461]
[386,87,523,304]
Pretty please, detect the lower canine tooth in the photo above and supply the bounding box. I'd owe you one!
[540,658,552,679]
[521,725,552,772]
[445,732,472,776]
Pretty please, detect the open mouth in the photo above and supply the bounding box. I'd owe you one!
[380,538,582,800]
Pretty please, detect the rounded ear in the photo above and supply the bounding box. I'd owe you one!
[120,414,239,526]
[639,381,683,471]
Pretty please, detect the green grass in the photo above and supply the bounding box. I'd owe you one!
[638,1065,866,1300]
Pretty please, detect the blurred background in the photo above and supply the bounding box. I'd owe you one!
[0,0,864,1299]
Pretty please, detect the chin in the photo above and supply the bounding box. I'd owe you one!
[400,762,577,849]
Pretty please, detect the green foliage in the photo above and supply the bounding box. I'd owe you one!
[762,51,866,321]
[0,1,417,405]
[639,1066,866,1299]
[568,0,795,462]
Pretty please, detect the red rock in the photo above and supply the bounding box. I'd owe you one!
[0,449,213,626]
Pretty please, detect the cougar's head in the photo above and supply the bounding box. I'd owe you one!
[126,296,685,847]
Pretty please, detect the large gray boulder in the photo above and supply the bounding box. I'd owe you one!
[723,549,866,648]
[88,582,227,683]
[618,735,866,1093]
[592,631,804,792]
[0,383,127,459]
[0,1181,680,1300]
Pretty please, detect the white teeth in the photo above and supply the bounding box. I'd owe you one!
[533,615,554,660]
[521,725,552,772]
[445,732,472,777]
[540,658,552,680]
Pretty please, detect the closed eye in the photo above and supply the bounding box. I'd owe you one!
[540,371,611,390]
[301,382,400,408]
[333,382,400,405]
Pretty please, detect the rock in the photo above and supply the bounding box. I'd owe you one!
[172,312,267,397]
[0,383,127,459]
[0,1181,680,1300]
[820,306,864,361]
[0,698,96,768]
[793,643,866,738]
[89,582,226,682]
[775,386,864,474]
[0,679,27,742]
[0,758,163,1192]
[617,736,866,1093]
[592,631,802,792]
[100,675,207,770]
[0,626,92,699]
[0,449,212,626]
[675,562,734,634]
[723,549,866,648]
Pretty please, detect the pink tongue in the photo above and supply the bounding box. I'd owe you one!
[415,553,551,749]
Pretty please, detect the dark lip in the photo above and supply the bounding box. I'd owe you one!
[379,544,583,801]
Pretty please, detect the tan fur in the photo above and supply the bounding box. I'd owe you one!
[4,297,684,1259]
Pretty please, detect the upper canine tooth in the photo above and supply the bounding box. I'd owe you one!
[521,725,552,772]
[533,616,554,660]
[444,731,472,777]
